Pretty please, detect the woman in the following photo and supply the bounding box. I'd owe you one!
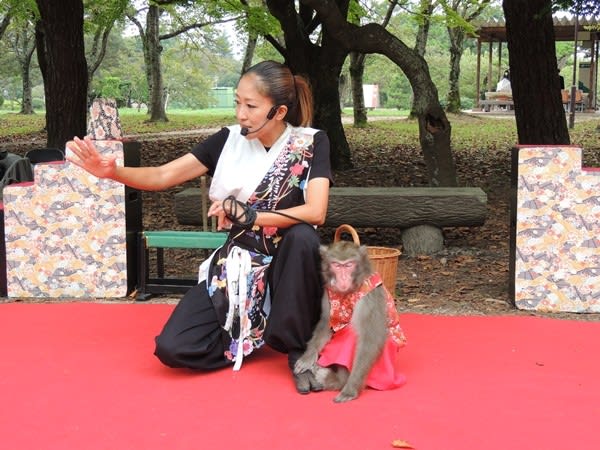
[67,60,332,391]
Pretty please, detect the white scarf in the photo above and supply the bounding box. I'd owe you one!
[209,124,291,202]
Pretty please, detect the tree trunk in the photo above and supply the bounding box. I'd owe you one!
[20,57,33,114]
[14,23,36,115]
[503,0,569,144]
[310,51,353,170]
[410,0,434,118]
[414,0,434,57]
[350,52,367,127]
[35,0,88,148]
[146,4,167,122]
[443,0,490,113]
[445,27,464,113]
[266,0,353,170]
[301,0,457,186]
[87,26,112,103]
[241,30,258,74]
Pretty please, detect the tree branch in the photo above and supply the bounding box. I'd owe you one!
[127,13,145,40]
[88,25,112,77]
[264,33,287,57]
[0,12,11,39]
[300,0,437,105]
[159,16,240,41]
[300,0,412,58]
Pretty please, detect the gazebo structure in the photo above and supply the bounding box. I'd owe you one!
[474,16,600,111]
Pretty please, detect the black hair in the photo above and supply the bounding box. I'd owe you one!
[242,60,313,127]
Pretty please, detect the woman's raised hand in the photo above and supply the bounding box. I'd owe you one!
[66,136,118,179]
[208,200,233,231]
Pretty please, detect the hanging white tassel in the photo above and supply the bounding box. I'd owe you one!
[233,249,252,371]
[224,247,241,332]
[224,246,253,371]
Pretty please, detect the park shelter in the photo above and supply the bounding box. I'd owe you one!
[473,16,600,110]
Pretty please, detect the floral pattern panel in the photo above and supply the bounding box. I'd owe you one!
[3,97,128,299]
[512,145,600,312]
[3,142,127,298]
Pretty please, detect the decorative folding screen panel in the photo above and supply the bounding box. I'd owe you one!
[3,98,128,298]
[510,145,600,312]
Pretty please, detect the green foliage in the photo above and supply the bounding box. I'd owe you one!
[348,0,367,24]
[240,2,280,36]
[83,0,128,31]
[460,96,474,110]
[162,47,213,109]
[89,29,148,105]
[31,97,44,109]
[385,70,413,109]
[1,0,38,20]
[97,76,126,103]
[553,0,600,16]
[438,1,478,35]
[0,0,594,128]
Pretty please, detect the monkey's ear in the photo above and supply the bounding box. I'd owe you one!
[319,244,330,258]
[358,245,373,270]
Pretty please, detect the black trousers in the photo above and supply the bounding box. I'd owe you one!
[154,224,323,371]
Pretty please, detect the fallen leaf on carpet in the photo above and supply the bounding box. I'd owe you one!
[391,439,414,448]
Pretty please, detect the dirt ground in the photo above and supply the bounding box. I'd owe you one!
[3,122,599,321]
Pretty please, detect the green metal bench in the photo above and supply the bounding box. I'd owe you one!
[136,175,229,301]
[136,230,228,301]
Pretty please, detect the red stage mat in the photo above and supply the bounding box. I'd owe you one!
[1,302,599,450]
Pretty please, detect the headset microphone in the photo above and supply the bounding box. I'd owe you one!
[240,105,278,136]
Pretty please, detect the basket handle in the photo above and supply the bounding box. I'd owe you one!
[334,224,360,245]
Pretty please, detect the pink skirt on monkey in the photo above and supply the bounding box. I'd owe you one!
[317,273,407,391]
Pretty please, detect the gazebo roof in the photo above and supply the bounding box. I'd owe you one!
[475,16,600,42]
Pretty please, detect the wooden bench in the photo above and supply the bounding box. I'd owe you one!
[174,186,488,255]
[479,99,514,112]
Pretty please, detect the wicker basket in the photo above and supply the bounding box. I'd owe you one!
[333,224,401,296]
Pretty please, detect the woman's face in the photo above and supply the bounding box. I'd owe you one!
[235,74,278,138]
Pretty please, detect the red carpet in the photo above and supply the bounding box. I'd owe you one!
[1,303,599,450]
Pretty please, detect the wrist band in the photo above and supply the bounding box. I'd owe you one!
[223,195,257,229]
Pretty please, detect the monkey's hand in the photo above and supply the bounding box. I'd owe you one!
[334,386,360,403]
[292,370,323,395]
[293,350,319,374]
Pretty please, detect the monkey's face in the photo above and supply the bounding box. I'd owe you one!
[329,259,358,294]
[321,241,372,295]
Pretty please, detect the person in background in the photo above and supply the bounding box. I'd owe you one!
[67,60,333,393]
[578,80,590,93]
[558,69,565,90]
[496,69,511,92]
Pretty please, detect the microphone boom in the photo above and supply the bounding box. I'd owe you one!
[239,105,279,137]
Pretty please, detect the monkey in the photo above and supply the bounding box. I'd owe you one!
[294,240,406,403]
